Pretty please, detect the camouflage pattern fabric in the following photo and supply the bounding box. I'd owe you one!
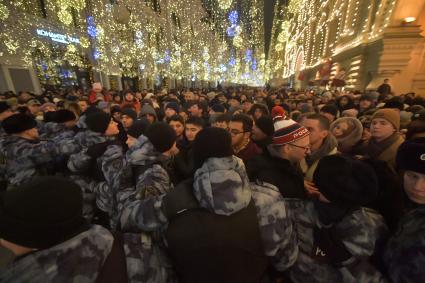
[383,205,425,283]
[285,199,388,283]
[0,134,79,187]
[0,225,177,283]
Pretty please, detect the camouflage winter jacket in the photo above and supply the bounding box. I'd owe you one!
[383,205,425,283]
[0,225,176,283]
[0,134,79,187]
[39,122,75,140]
[67,130,120,222]
[285,199,388,283]
[125,134,173,199]
[118,155,298,271]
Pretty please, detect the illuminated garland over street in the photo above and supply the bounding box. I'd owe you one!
[0,0,267,86]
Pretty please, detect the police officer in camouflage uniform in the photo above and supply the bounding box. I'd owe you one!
[0,113,79,189]
[67,110,122,227]
[285,154,388,283]
[117,128,298,282]
[39,109,78,140]
[383,140,425,282]
[0,176,176,283]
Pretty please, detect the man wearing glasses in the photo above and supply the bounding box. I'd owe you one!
[247,115,310,199]
[227,114,262,165]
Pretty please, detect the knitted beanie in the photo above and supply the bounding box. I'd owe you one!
[271,106,286,119]
[0,176,88,249]
[2,114,37,134]
[272,116,309,146]
[145,122,176,153]
[255,116,274,137]
[192,127,234,169]
[121,108,137,120]
[372,108,400,130]
[85,112,111,134]
[127,119,149,139]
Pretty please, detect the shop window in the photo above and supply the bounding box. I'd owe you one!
[9,69,34,93]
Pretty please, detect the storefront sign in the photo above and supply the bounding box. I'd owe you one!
[36,29,80,45]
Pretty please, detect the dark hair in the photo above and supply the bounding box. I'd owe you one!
[306,113,330,130]
[167,114,185,125]
[231,113,253,132]
[186,116,205,128]
[215,113,231,123]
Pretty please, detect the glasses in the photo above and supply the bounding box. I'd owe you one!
[227,128,248,136]
[289,143,311,152]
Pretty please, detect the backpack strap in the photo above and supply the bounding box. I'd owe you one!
[96,232,128,283]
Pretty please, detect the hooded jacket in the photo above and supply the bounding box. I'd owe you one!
[164,156,298,282]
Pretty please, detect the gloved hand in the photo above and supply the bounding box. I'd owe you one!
[86,141,113,158]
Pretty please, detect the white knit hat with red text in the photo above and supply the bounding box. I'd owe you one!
[272,115,310,146]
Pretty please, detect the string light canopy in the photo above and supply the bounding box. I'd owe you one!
[0,0,267,86]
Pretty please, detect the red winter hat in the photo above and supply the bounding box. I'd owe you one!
[271,106,286,119]
[272,116,309,146]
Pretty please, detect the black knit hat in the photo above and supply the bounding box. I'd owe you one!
[127,119,149,139]
[0,176,88,249]
[2,113,37,134]
[313,155,379,207]
[145,122,176,153]
[0,101,11,114]
[320,104,338,117]
[192,127,233,169]
[255,116,274,137]
[121,108,137,120]
[53,109,76,123]
[396,140,425,174]
[85,112,111,134]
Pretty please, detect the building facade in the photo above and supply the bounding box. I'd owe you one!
[268,0,425,96]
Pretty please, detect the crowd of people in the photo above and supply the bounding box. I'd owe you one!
[0,81,424,283]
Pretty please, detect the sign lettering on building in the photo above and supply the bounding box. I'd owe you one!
[36,29,80,45]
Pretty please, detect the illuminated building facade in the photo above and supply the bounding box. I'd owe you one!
[269,0,425,95]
